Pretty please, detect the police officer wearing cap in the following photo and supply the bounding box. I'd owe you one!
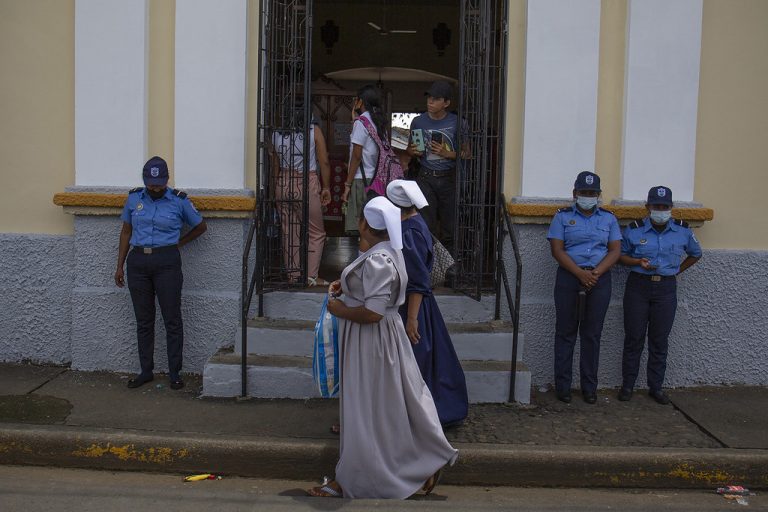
[114,156,207,390]
[547,171,622,404]
[618,186,702,405]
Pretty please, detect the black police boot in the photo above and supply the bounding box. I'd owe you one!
[618,387,633,401]
[556,390,572,404]
[649,389,670,405]
[170,378,185,390]
[582,392,597,404]
[127,373,153,389]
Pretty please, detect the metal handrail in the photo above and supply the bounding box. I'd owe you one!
[494,193,523,402]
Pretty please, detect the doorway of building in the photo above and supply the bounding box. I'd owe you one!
[254,0,507,300]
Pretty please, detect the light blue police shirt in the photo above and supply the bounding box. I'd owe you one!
[621,218,702,276]
[120,188,203,248]
[547,206,622,268]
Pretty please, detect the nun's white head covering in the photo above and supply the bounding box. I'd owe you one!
[386,179,428,209]
[363,196,403,250]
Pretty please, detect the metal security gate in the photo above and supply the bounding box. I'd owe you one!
[254,0,314,299]
[454,0,508,300]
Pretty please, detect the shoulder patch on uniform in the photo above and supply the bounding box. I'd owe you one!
[172,189,188,199]
[598,207,616,216]
[628,219,644,229]
[673,219,689,228]
[128,187,143,194]
[557,206,573,213]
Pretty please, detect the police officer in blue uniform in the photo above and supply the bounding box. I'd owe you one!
[114,156,207,390]
[547,171,622,404]
[618,186,701,404]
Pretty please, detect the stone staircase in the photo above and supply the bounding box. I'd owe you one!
[203,291,531,403]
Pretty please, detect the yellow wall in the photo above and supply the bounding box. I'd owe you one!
[0,0,75,235]
[148,0,176,184]
[245,0,260,192]
[694,0,768,249]
[502,0,526,199]
[593,0,627,203]
[3,0,768,249]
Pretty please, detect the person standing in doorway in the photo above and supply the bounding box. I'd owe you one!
[618,186,702,405]
[270,118,333,286]
[114,156,207,390]
[406,80,469,255]
[341,85,387,236]
[546,171,621,404]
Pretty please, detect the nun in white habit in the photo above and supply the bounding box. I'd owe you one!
[308,196,458,499]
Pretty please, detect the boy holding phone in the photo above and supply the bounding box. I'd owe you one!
[406,80,469,256]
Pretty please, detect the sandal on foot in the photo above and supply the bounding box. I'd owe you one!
[422,468,443,495]
[307,276,331,287]
[307,478,342,498]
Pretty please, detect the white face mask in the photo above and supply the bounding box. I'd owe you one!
[650,210,672,224]
[575,195,598,210]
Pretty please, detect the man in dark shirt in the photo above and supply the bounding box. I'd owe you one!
[407,81,468,255]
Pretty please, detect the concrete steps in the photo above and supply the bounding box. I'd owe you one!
[260,290,497,323]
[203,351,531,403]
[204,317,531,403]
[204,289,531,402]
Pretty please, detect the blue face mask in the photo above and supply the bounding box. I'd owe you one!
[575,196,598,211]
[650,210,672,224]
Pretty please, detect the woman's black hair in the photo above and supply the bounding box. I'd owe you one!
[358,212,389,239]
[399,205,418,214]
[356,84,388,141]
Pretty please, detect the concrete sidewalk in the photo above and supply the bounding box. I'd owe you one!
[0,363,766,489]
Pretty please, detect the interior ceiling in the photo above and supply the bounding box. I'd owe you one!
[325,67,456,83]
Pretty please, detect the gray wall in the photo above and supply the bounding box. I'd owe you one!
[0,234,74,364]
[0,213,245,375]
[69,215,243,375]
[2,220,766,388]
[510,224,768,389]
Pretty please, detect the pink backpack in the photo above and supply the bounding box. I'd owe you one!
[357,115,404,197]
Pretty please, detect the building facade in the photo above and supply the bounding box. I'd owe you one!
[1,0,767,390]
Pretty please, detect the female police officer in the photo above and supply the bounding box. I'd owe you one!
[114,156,207,390]
[618,186,701,404]
[547,171,621,404]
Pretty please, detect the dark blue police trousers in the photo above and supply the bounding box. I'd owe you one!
[554,267,611,395]
[127,247,184,380]
[622,272,677,392]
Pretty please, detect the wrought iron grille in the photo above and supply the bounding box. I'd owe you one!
[455,0,508,300]
[255,0,314,295]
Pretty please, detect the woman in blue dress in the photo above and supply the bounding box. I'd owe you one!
[386,180,468,426]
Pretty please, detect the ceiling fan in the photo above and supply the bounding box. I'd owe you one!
[367,0,417,36]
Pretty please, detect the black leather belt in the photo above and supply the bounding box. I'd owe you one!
[133,245,178,255]
[631,272,675,282]
[420,168,455,177]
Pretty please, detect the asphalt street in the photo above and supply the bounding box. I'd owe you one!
[0,465,764,512]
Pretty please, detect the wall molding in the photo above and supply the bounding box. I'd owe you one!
[53,192,255,218]
[507,202,713,226]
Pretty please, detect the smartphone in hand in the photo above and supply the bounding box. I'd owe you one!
[411,129,425,152]
[431,131,444,146]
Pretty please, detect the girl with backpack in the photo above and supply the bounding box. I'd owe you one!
[341,85,403,235]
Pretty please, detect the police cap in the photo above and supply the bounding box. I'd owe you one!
[647,186,673,206]
[574,171,601,192]
[143,156,169,186]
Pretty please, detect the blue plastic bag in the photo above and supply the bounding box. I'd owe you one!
[312,296,339,398]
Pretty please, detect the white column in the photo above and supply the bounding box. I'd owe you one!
[621,0,703,202]
[174,0,248,189]
[75,0,148,186]
[520,0,601,198]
